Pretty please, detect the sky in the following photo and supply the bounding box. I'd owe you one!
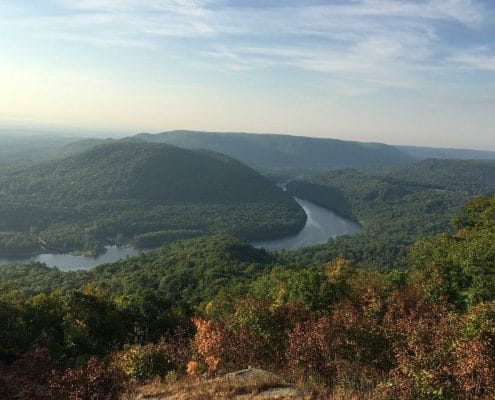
[0,0,494,149]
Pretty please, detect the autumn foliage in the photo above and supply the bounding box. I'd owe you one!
[2,196,495,399]
[190,259,495,399]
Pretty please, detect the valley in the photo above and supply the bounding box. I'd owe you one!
[3,2,495,397]
[0,197,362,270]
[1,131,495,400]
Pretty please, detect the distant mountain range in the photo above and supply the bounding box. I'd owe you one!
[2,130,495,174]
[137,130,495,173]
[135,130,412,171]
[396,145,495,160]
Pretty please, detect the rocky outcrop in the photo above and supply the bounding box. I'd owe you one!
[130,368,308,400]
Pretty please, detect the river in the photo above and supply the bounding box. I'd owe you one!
[0,198,361,271]
[252,197,362,251]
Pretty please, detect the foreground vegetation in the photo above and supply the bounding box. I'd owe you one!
[1,194,495,399]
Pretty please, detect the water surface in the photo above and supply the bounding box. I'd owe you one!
[0,198,361,270]
[0,246,145,272]
[253,197,362,251]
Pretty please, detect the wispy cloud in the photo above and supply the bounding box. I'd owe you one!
[451,47,495,72]
[1,0,492,95]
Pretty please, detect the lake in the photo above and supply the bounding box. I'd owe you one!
[0,198,361,270]
[0,245,145,272]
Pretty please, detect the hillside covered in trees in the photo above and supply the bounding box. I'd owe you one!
[135,130,495,177]
[284,159,495,268]
[1,195,495,399]
[0,141,305,256]
[136,130,414,173]
[3,131,495,179]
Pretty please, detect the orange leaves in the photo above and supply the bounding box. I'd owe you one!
[187,259,495,398]
[192,317,225,374]
[191,301,310,375]
[186,360,200,378]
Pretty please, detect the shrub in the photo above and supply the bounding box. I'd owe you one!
[452,302,495,399]
[49,356,125,400]
[286,300,390,390]
[380,282,457,399]
[0,347,53,400]
[118,342,176,382]
[193,300,309,374]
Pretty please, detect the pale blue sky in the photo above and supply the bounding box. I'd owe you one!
[0,0,494,149]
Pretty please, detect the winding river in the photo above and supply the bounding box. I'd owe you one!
[253,197,362,251]
[0,198,361,271]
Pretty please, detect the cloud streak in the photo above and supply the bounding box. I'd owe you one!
[1,0,493,96]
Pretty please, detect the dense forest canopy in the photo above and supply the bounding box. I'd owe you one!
[284,159,495,268]
[0,141,305,256]
[1,133,495,398]
[1,195,495,399]
[385,158,495,194]
[397,144,495,160]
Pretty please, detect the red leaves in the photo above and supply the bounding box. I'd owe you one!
[190,275,495,398]
[49,357,125,400]
[0,350,125,400]
[286,300,390,387]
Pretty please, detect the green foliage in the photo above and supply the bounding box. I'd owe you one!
[389,158,495,194]
[411,195,495,309]
[131,229,203,248]
[1,193,495,398]
[0,283,191,367]
[120,343,176,382]
[0,232,40,256]
[0,141,305,255]
[0,234,274,312]
[283,162,493,267]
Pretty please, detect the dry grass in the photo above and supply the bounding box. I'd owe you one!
[123,375,368,400]
[125,374,291,399]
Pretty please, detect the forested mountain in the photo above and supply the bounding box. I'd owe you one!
[3,132,495,180]
[0,135,77,168]
[387,158,495,194]
[2,141,293,203]
[4,132,495,184]
[0,142,305,256]
[398,144,495,160]
[135,130,413,173]
[136,130,495,176]
[0,134,111,171]
[284,159,495,267]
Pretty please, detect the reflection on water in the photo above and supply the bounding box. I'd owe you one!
[0,246,146,272]
[0,198,361,270]
[252,197,362,251]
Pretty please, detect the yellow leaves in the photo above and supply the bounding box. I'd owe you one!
[81,283,108,299]
[273,283,287,308]
[326,256,354,283]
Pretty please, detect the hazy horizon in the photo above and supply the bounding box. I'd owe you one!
[1,126,495,153]
[1,1,494,150]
